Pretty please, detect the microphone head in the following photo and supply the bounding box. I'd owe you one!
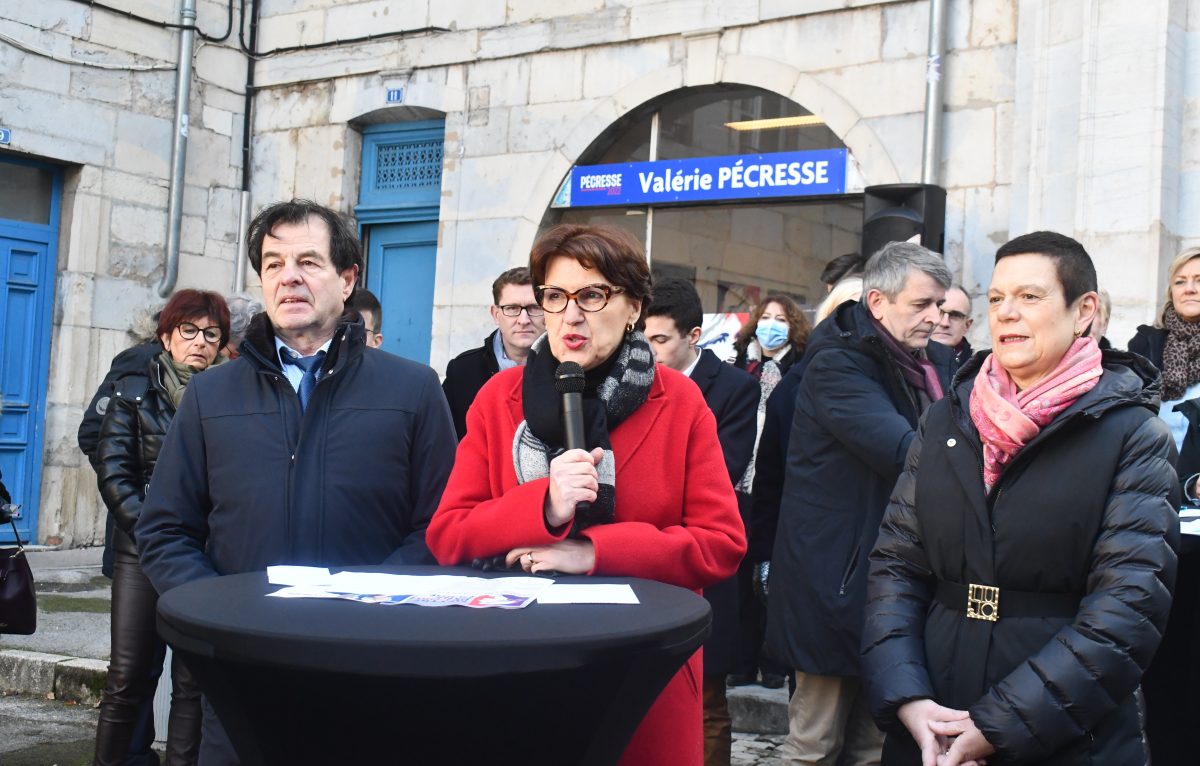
[554,361,587,394]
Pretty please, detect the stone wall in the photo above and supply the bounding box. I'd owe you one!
[2,0,245,545]
[249,0,1024,365]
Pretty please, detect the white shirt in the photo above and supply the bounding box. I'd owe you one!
[681,349,702,379]
[275,336,334,393]
[1158,380,1200,453]
[492,331,521,372]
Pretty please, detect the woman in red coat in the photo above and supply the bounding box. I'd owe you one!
[428,224,746,765]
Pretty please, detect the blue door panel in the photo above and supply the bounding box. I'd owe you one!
[0,158,61,544]
[356,120,445,369]
[367,222,438,364]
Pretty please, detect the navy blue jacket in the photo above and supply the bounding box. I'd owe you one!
[690,348,760,674]
[690,349,760,486]
[442,330,502,441]
[136,312,457,595]
[764,299,955,677]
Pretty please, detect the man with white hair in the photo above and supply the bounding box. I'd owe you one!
[766,242,956,766]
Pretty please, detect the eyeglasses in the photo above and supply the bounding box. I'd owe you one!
[177,322,222,344]
[497,304,545,318]
[939,309,968,322]
[535,284,624,314]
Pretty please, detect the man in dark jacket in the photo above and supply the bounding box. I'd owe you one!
[136,200,456,765]
[442,267,545,439]
[766,242,955,765]
[645,277,759,766]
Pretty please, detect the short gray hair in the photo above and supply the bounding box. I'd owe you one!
[226,292,264,346]
[861,242,952,299]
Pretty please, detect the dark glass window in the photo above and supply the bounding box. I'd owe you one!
[0,163,53,225]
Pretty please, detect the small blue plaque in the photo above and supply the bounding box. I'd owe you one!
[386,88,404,104]
[0,128,10,145]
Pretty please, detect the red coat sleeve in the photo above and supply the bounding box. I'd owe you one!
[583,402,746,590]
[427,376,570,565]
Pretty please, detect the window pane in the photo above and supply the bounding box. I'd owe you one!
[551,207,648,246]
[650,201,862,313]
[656,86,846,160]
[0,163,53,225]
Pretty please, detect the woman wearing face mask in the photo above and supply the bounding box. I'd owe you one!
[726,294,811,689]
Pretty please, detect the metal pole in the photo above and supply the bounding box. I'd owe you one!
[157,0,197,297]
[234,191,250,292]
[920,0,948,184]
[235,0,261,293]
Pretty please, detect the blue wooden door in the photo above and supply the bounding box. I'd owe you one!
[0,158,61,543]
[355,120,444,367]
[366,221,438,364]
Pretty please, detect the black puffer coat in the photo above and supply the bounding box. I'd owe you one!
[95,352,176,556]
[863,349,1180,765]
[764,299,955,676]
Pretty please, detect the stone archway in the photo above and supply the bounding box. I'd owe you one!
[515,56,902,266]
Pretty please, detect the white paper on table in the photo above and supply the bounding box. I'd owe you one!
[267,585,343,599]
[267,566,333,586]
[1179,509,1200,536]
[536,584,640,604]
[324,572,555,597]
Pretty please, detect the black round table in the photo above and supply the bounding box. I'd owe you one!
[157,567,711,766]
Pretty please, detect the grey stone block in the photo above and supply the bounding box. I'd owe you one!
[53,658,109,706]
[729,684,789,735]
[0,650,72,695]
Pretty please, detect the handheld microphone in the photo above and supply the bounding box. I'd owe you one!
[555,362,587,450]
[554,362,591,517]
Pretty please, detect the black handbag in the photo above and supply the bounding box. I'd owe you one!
[0,512,36,635]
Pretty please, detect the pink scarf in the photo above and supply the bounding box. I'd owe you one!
[969,337,1103,492]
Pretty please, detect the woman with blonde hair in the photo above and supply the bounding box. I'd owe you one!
[1129,245,1200,765]
[815,277,864,325]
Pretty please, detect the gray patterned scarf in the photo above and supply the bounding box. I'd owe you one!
[513,332,655,534]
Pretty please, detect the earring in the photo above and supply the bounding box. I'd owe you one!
[626,322,634,334]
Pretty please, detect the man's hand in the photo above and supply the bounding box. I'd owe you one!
[544,448,604,529]
[897,699,971,766]
[929,716,995,766]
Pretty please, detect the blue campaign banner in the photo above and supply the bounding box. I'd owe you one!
[556,149,847,208]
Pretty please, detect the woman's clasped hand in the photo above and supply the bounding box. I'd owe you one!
[898,698,995,766]
[505,539,596,575]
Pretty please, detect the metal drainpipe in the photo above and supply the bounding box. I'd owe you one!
[157,0,197,297]
[234,0,261,293]
[920,0,948,184]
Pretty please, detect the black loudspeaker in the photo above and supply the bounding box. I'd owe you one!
[861,183,947,260]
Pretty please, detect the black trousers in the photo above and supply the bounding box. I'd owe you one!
[94,552,202,766]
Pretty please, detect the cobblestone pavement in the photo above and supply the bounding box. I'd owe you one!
[732,731,786,765]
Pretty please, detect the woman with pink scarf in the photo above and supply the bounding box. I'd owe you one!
[860,232,1180,766]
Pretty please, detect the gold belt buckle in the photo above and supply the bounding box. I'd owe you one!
[966,584,999,622]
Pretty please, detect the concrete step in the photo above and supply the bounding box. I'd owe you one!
[728,683,789,735]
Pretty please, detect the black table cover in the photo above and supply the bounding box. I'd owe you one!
[157,567,711,766]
